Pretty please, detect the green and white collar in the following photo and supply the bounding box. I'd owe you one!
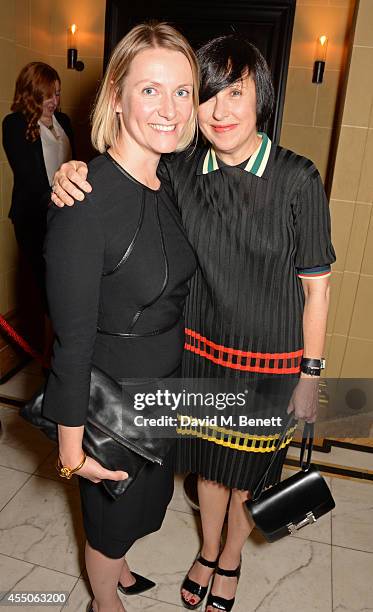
[200,132,272,177]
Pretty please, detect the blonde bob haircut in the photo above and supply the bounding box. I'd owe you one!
[91,22,199,153]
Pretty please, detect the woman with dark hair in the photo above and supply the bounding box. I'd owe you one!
[50,34,335,612]
[171,37,335,611]
[2,62,74,317]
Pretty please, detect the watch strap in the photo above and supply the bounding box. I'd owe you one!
[301,357,325,370]
[300,364,321,376]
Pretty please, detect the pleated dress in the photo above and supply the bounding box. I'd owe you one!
[160,133,336,492]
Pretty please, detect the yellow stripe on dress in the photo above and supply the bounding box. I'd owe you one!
[176,416,297,453]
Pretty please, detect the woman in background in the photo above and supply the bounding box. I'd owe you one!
[2,62,74,358]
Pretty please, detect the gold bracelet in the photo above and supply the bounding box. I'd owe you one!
[56,452,87,479]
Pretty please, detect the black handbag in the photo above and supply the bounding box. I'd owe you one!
[20,366,175,501]
[245,415,335,542]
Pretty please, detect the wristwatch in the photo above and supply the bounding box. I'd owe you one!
[56,452,87,479]
[300,357,326,376]
[300,364,321,376]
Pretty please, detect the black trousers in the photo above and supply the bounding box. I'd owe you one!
[13,218,48,313]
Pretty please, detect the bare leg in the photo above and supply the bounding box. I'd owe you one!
[206,489,255,611]
[85,541,126,612]
[118,557,136,588]
[182,477,230,606]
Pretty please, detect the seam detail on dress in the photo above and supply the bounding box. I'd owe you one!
[97,319,178,338]
[103,190,145,276]
[125,195,169,333]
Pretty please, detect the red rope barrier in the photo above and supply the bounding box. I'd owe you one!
[0,313,46,367]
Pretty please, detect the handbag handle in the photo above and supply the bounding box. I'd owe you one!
[299,421,314,469]
[250,416,314,502]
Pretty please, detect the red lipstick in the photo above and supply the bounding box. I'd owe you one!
[211,124,238,133]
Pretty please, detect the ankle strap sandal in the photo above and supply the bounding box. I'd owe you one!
[205,563,241,612]
[181,554,219,610]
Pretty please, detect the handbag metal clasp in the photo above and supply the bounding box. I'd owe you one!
[287,511,317,534]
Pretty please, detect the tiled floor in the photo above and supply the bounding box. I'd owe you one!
[0,364,373,611]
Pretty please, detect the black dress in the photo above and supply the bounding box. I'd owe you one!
[42,153,196,558]
[160,134,336,492]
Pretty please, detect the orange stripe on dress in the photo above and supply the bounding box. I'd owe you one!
[184,329,302,374]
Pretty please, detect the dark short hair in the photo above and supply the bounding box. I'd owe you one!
[197,35,274,130]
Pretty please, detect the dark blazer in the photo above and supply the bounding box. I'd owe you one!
[2,111,74,224]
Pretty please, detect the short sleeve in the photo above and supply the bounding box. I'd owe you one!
[294,168,336,278]
[42,200,105,426]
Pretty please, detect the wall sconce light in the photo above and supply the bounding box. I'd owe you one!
[312,35,328,84]
[67,24,84,71]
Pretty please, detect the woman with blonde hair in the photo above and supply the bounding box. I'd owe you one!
[41,22,198,612]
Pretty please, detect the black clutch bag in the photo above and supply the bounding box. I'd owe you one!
[245,415,335,542]
[20,366,175,501]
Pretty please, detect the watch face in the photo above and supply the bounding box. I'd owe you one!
[320,359,326,369]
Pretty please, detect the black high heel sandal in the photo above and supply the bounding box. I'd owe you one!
[205,563,241,612]
[181,554,219,610]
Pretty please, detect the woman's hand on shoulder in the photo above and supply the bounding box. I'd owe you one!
[51,160,92,207]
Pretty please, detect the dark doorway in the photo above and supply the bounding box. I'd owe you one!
[104,0,295,141]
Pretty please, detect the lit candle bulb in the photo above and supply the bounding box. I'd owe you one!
[316,35,328,62]
[67,24,80,69]
[67,24,78,50]
[313,35,328,84]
